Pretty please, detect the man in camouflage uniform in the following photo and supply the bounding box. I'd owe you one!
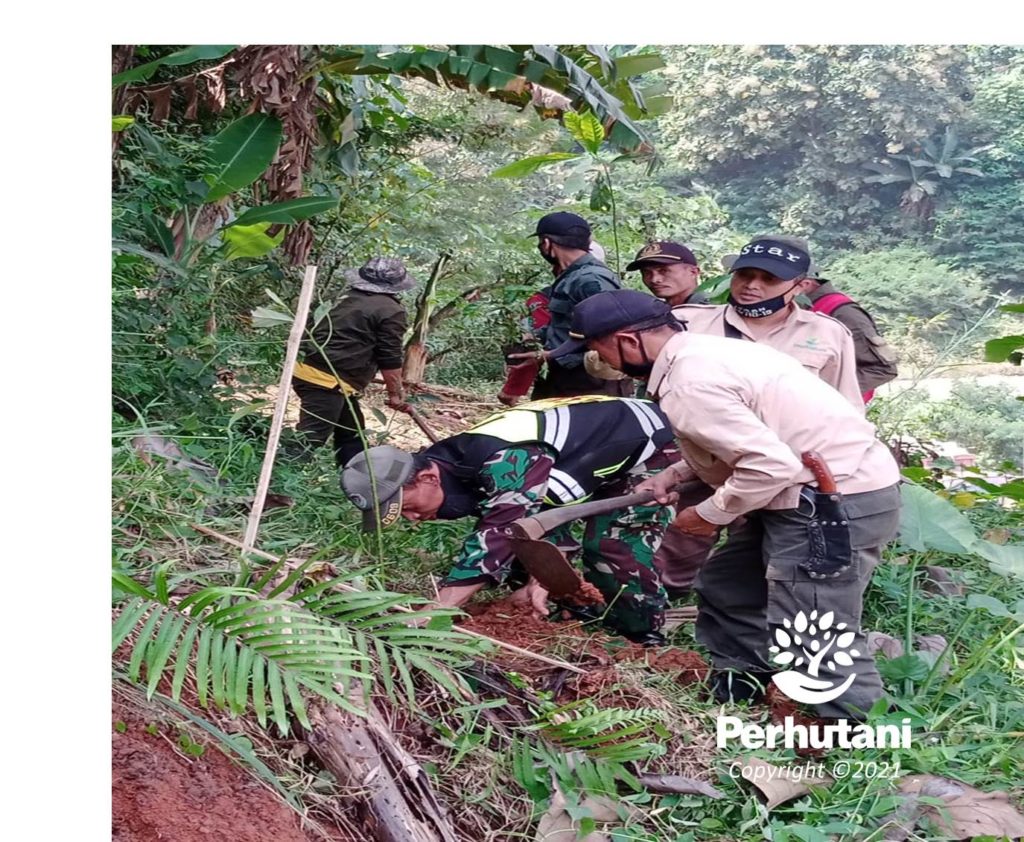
[341,396,677,644]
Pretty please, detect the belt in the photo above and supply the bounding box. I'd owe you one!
[293,361,357,395]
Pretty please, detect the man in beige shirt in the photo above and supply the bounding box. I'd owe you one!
[587,236,863,597]
[548,290,901,719]
[678,236,862,408]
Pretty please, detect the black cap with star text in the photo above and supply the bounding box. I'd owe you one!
[730,238,810,281]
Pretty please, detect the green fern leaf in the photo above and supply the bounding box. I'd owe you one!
[233,643,255,715]
[210,631,227,708]
[113,599,150,650]
[392,649,417,709]
[251,657,267,727]
[127,607,164,682]
[267,660,288,734]
[283,673,311,730]
[171,622,200,701]
[146,614,185,698]
[195,626,213,707]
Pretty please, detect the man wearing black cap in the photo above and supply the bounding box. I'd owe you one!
[722,235,897,403]
[626,241,710,306]
[340,396,678,645]
[548,289,902,719]
[510,211,631,398]
[678,237,862,408]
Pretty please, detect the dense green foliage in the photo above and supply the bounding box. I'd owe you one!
[112,44,1024,842]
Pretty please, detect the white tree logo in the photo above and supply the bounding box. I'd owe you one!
[769,610,860,704]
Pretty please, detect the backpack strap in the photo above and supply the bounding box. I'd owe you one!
[811,292,854,316]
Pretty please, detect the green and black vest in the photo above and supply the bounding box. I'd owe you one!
[423,395,673,507]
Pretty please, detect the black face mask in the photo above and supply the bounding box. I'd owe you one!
[615,334,655,379]
[537,241,558,266]
[728,279,803,318]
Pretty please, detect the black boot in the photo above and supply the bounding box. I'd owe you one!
[710,669,773,704]
[622,629,668,648]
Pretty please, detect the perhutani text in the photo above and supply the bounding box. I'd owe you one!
[716,716,913,750]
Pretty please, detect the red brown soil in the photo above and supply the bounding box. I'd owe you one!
[459,596,708,693]
[560,579,605,607]
[112,697,314,842]
[765,685,830,757]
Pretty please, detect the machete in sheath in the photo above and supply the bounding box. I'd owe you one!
[800,451,852,580]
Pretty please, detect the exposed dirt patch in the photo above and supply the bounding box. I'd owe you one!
[112,697,314,842]
[459,596,709,699]
[765,685,830,757]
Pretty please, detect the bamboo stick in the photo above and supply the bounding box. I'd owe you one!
[192,524,588,675]
[241,265,318,555]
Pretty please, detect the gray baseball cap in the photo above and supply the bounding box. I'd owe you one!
[341,446,416,531]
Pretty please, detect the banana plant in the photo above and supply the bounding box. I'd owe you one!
[492,110,656,271]
[862,126,992,219]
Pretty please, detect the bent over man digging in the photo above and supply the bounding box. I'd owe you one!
[551,290,902,719]
[340,396,678,646]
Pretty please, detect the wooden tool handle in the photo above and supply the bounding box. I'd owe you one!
[512,480,705,540]
[403,405,439,443]
[801,451,838,494]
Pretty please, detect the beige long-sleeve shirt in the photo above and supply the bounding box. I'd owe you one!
[649,332,900,525]
[672,303,864,409]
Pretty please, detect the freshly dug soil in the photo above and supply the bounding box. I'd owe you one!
[460,596,708,692]
[765,685,830,757]
[460,597,584,648]
[560,579,605,607]
[112,698,313,842]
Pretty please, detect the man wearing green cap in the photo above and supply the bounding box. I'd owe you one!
[341,395,678,645]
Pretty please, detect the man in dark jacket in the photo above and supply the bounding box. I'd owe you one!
[290,257,413,467]
[510,212,632,398]
[341,396,677,644]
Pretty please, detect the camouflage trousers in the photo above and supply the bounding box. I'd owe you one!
[441,445,673,636]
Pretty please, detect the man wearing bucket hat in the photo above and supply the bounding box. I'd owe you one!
[289,256,414,467]
[340,395,678,645]
[554,289,901,719]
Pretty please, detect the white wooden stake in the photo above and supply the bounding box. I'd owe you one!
[242,264,318,555]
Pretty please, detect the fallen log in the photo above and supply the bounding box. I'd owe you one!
[307,694,458,842]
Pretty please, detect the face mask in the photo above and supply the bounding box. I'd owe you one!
[538,242,558,266]
[615,334,655,378]
[728,279,803,318]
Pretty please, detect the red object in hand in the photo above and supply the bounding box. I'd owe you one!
[501,360,540,397]
[526,290,551,330]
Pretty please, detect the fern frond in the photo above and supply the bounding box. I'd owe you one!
[114,589,368,734]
